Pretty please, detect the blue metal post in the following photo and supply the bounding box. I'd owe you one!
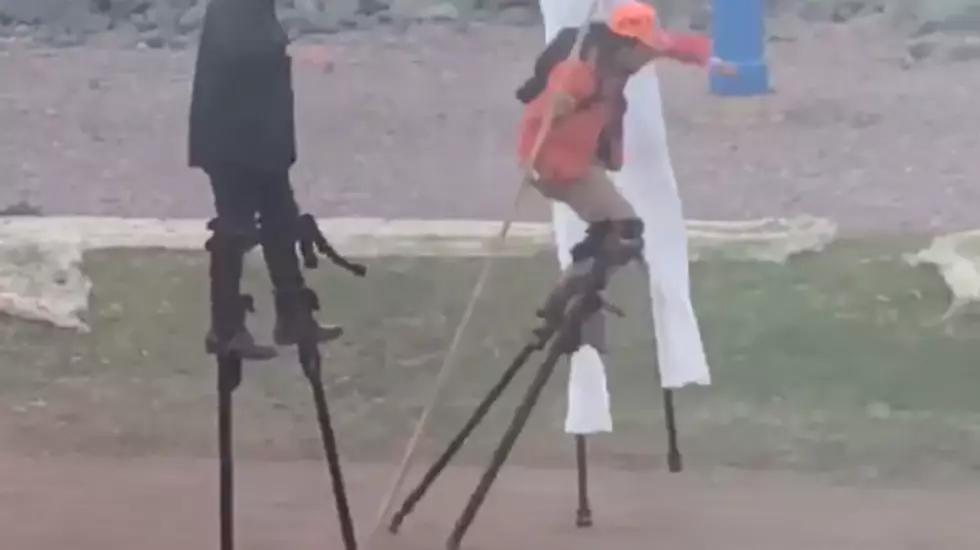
[709,0,770,96]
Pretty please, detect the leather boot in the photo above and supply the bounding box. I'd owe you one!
[536,219,643,350]
[206,295,278,360]
[205,219,276,361]
[272,288,343,346]
[537,259,597,325]
[538,266,609,353]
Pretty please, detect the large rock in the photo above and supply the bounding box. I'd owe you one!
[96,0,155,21]
[906,32,980,63]
[176,0,205,33]
[279,0,362,37]
[0,0,113,44]
[390,0,510,21]
[797,0,884,23]
[0,237,92,332]
[1,0,108,31]
[891,0,980,35]
[495,4,539,26]
[0,0,65,24]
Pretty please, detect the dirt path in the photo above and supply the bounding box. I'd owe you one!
[0,455,977,550]
[2,19,980,234]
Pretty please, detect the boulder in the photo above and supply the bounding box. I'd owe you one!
[906,32,980,63]
[387,0,469,21]
[495,5,538,26]
[797,0,884,23]
[417,2,461,21]
[176,1,205,33]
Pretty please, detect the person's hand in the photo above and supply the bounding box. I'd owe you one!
[709,56,738,77]
[521,162,539,183]
[549,91,576,119]
[290,44,333,72]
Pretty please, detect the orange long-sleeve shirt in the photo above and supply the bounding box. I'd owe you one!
[518,31,712,183]
[518,59,607,182]
[659,32,713,67]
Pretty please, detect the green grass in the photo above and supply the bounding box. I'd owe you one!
[0,241,978,484]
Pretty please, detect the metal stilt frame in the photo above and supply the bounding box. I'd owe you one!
[386,256,683,549]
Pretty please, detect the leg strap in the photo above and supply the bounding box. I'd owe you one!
[569,218,645,264]
[205,217,260,254]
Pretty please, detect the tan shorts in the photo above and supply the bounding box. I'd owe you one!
[530,166,636,222]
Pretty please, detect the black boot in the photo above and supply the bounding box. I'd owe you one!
[272,288,343,346]
[536,219,644,352]
[537,259,598,325]
[206,295,278,360]
[205,218,277,361]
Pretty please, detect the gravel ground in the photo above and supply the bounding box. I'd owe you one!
[1,17,979,235]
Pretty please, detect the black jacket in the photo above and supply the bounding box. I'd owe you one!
[188,0,296,172]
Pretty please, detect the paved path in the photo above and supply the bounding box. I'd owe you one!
[2,20,980,234]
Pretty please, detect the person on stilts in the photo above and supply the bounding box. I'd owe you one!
[382,7,738,546]
[189,4,362,550]
[517,1,735,351]
[189,0,340,360]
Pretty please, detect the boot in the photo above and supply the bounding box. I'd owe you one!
[272,288,343,346]
[537,259,597,326]
[205,220,276,361]
[205,326,278,360]
[536,219,643,349]
[206,295,278,360]
[538,267,609,354]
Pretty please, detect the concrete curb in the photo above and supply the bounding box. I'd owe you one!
[0,216,553,257]
[0,215,839,261]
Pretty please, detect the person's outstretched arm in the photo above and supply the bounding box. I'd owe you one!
[660,32,712,66]
[658,32,737,75]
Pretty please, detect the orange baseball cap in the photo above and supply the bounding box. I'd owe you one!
[608,1,666,49]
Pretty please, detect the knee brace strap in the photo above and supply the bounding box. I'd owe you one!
[204,217,259,254]
[569,220,616,263]
[619,218,644,239]
[569,218,645,264]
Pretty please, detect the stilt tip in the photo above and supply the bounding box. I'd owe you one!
[575,509,593,528]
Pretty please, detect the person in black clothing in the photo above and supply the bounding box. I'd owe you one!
[189,0,339,360]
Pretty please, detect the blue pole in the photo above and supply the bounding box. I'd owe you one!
[709,0,770,96]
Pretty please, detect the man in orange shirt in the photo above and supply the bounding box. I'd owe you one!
[518,1,734,350]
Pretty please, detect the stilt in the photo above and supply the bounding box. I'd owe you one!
[216,353,241,550]
[300,343,358,550]
[663,388,682,472]
[389,343,540,533]
[644,260,682,473]
[574,434,592,527]
[446,291,602,550]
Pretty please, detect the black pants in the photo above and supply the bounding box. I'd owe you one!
[206,165,305,314]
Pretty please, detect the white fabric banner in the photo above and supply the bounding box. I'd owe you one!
[535,0,712,435]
